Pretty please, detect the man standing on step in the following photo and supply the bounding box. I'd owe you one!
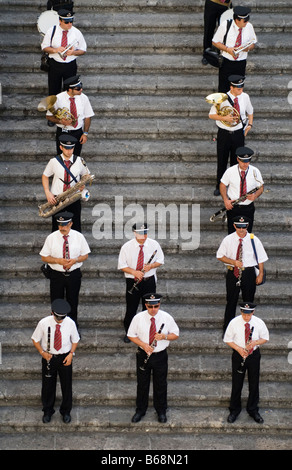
[202,0,232,66]
[31,298,80,424]
[127,293,179,424]
[223,302,269,424]
[212,6,257,93]
[41,9,86,99]
[46,75,94,156]
[118,223,164,343]
[216,215,268,332]
[40,211,91,329]
[208,76,254,196]
[219,146,264,233]
[42,133,91,233]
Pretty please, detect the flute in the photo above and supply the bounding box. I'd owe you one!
[139,323,165,371]
[45,326,52,378]
[237,326,254,374]
[128,250,157,294]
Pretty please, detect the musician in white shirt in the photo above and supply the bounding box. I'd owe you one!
[220,146,264,233]
[223,303,269,423]
[217,215,268,332]
[41,9,87,96]
[212,6,257,92]
[118,223,164,342]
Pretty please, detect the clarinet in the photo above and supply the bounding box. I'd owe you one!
[139,323,165,371]
[128,250,157,294]
[237,326,254,374]
[210,187,259,222]
[45,326,52,378]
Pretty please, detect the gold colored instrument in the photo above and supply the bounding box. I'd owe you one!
[206,92,240,127]
[37,95,77,125]
[38,174,95,218]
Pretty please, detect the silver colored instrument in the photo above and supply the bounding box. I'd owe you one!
[58,39,78,59]
[234,38,256,55]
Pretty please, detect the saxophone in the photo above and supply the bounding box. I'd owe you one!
[38,174,95,218]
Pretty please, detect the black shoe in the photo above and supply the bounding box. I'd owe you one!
[124,335,131,343]
[47,121,55,127]
[213,188,220,196]
[227,412,238,423]
[42,414,52,423]
[250,412,264,424]
[202,57,208,65]
[131,412,145,423]
[158,413,167,423]
[62,413,71,423]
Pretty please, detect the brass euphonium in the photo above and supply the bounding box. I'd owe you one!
[205,92,240,127]
[38,174,95,218]
[37,95,77,125]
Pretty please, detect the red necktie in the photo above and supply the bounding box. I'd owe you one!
[69,97,78,128]
[240,170,247,197]
[233,238,243,278]
[233,97,240,115]
[245,323,253,355]
[149,317,156,346]
[54,324,62,351]
[234,28,242,60]
[63,235,69,270]
[136,245,144,271]
[61,31,68,60]
[63,160,72,191]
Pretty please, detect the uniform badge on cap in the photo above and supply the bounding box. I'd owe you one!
[132,223,149,233]
[143,293,162,304]
[232,216,251,227]
[239,302,256,313]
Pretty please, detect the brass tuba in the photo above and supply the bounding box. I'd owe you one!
[38,174,95,218]
[37,95,77,125]
[205,92,240,127]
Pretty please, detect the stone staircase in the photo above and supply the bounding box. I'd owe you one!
[0,0,292,451]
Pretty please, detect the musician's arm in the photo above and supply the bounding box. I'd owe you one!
[42,174,56,205]
[246,184,264,201]
[218,256,243,268]
[219,182,233,210]
[32,339,52,361]
[212,41,236,58]
[143,262,162,273]
[121,266,144,280]
[79,117,91,144]
[128,336,154,355]
[226,341,249,358]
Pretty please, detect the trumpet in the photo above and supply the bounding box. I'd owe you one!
[139,323,165,371]
[233,38,256,56]
[206,92,240,127]
[38,174,95,218]
[58,39,78,59]
[37,95,77,126]
[128,250,157,294]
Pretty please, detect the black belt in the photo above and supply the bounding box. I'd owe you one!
[138,347,166,355]
[219,127,243,135]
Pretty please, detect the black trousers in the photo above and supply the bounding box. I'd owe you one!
[56,126,84,157]
[41,353,73,416]
[229,348,261,416]
[48,58,77,96]
[136,348,168,415]
[203,0,230,51]
[227,202,255,234]
[50,268,82,326]
[216,127,245,189]
[124,275,156,333]
[223,267,256,331]
[218,58,247,93]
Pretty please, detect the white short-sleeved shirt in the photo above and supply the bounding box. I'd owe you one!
[40,229,91,272]
[43,153,90,196]
[127,309,179,352]
[31,315,80,354]
[41,24,87,63]
[220,164,264,205]
[118,237,164,279]
[216,231,268,267]
[212,19,257,61]
[46,91,94,132]
[223,314,269,349]
[209,91,253,131]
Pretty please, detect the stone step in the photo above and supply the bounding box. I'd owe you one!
[0,277,291,306]
[0,138,291,163]
[2,11,292,34]
[1,117,291,141]
[1,378,291,408]
[0,352,290,381]
[1,52,292,75]
[1,301,291,329]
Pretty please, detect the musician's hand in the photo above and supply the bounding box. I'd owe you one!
[256,272,263,285]
[66,47,75,56]
[133,270,144,281]
[63,353,73,366]
[222,114,236,124]
[224,199,233,211]
[234,260,243,268]
[226,47,236,58]
[238,347,248,359]
[154,332,164,341]
[79,134,87,144]
[63,258,77,270]
[60,118,73,126]
[42,351,52,361]
[143,263,152,273]
[46,191,57,205]
[246,193,256,201]
[144,344,154,355]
